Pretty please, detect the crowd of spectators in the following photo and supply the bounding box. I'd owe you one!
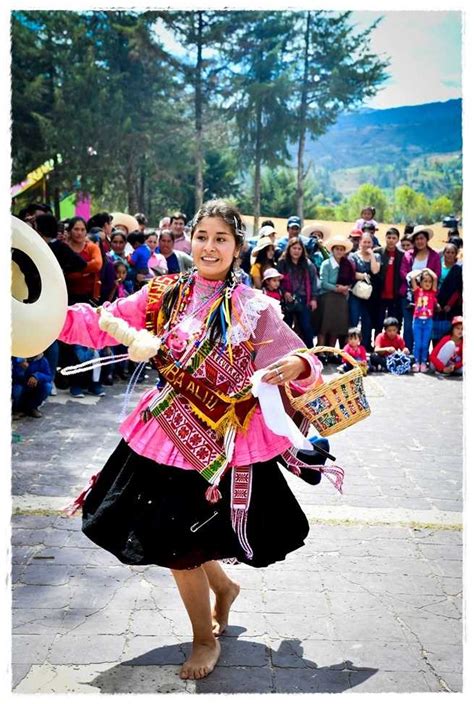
[11,202,463,420]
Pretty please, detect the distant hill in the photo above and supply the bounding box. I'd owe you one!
[294,99,462,200]
[304,99,462,169]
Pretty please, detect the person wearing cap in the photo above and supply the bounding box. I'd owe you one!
[287,215,301,236]
[250,236,276,289]
[373,227,404,336]
[261,267,284,309]
[317,235,355,352]
[348,228,363,253]
[277,237,318,348]
[399,225,442,352]
[429,316,463,376]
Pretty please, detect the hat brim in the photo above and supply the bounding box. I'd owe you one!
[301,223,330,239]
[410,227,434,241]
[111,212,140,234]
[11,216,68,357]
[325,237,353,255]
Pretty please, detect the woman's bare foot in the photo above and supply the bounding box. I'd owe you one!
[212,581,240,635]
[179,638,221,680]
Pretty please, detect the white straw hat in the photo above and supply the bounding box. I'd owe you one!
[11,216,68,357]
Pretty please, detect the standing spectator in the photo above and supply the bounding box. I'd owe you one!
[12,354,53,419]
[277,237,318,348]
[348,232,381,351]
[399,234,413,252]
[411,268,438,373]
[241,224,277,274]
[158,230,193,274]
[274,216,301,260]
[262,268,284,309]
[35,213,88,394]
[65,216,103,304]
[399,225,441,352]
[429,316,463,376]
[348,228,363,253]
[374,227,404,335]
[134,213,148,233]
[145,232,168,277]
[355,206,378,232]
[432,246,462,345]
[170,212,191,254]
[107,231,129,267]
[317,235,355,351]
[301,224,331,271]
[87,212,113,253]
[361,222,380,247]
[127,231,151,290]
[250,236,276,289]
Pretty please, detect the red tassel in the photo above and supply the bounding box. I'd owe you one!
[205,485,222,504]
[61,473,99,516]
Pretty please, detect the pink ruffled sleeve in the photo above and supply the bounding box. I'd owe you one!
[58,284,150,349]
[251,299,322,389]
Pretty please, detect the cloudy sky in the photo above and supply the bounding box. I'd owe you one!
[152,6,462,111]
[350,10,462,109]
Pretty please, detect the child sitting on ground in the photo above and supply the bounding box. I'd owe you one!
[429,315,463,376]
[338,327,369,374]
[12,353,53,419]
[371,317,411,372]
[262,267,284,309]
[412,268,438,373]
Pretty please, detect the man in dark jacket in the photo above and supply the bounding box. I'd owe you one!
[374,228,404,335]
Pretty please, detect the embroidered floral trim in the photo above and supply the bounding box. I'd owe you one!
[230,287,279,345]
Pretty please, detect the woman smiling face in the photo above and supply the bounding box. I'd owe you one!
[191,217,240,281]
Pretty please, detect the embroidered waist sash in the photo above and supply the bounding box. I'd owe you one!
[151,349,257,435]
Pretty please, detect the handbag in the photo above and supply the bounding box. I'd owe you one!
[352,278,373,300]
[283,295,305,314]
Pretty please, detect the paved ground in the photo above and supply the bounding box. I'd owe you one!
[10,366,463,694]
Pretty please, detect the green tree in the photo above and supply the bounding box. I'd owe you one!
[289,11,388,220]
[430,195,454,222]
[154,10,234,210]
[339,183,390,222]
[224,11,295,234]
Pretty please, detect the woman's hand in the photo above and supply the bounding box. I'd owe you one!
[309,299,317,311]
[283,291,293,303]
[336,284,349,294]
[261,355,307,385]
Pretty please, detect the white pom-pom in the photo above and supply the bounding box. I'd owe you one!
[128,329,161,362]
[98,306,160,361]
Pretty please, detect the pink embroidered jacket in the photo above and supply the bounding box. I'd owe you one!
[59,276,322,470]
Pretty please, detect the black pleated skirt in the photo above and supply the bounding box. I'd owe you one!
[82,440,310,570]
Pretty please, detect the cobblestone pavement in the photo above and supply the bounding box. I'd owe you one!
[10,367,463,694]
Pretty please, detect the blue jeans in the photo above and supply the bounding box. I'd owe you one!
[348,294,373,350]
[12,381,52,412]
[402,298,414,352]
[412,317,433,364]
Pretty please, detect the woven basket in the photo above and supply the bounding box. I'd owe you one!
[285,346,371,437]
